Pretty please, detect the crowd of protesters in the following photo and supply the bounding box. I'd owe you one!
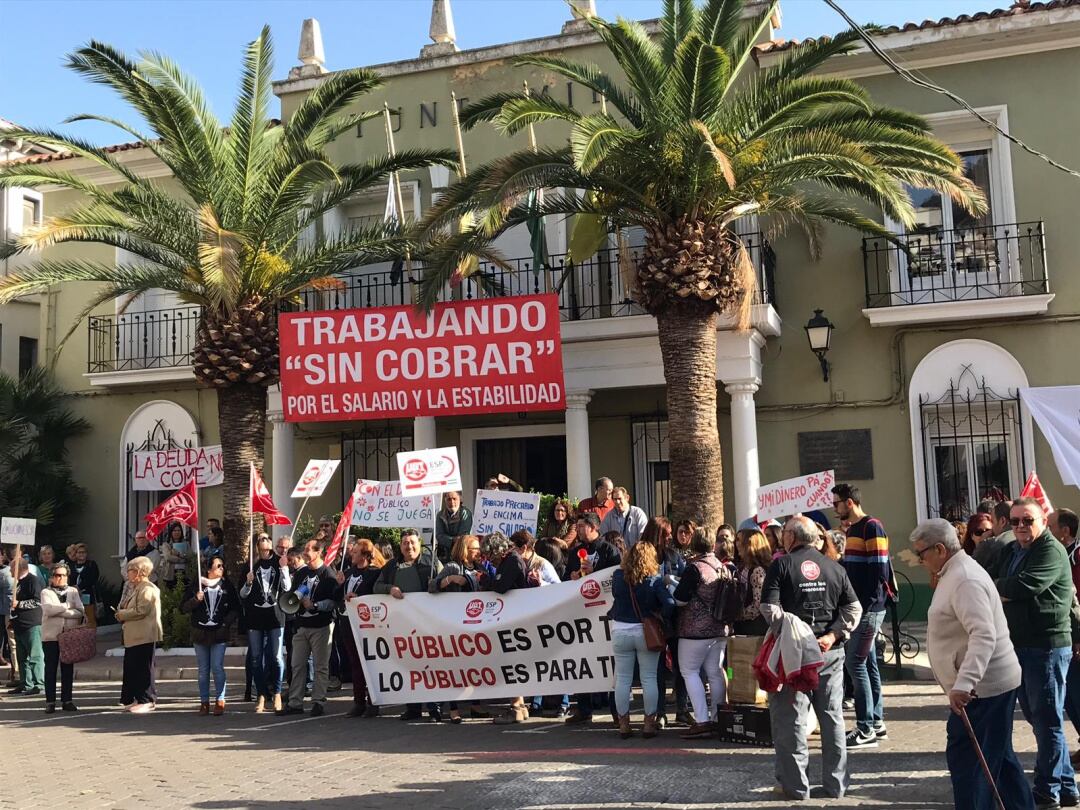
[5,476,1080,809]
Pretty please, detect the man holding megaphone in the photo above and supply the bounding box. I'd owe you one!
[276,539,337,718]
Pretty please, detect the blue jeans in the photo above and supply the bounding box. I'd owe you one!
[612,625,661,716]
[195,642,227,703]
[248,628,285,698]
[1016,646,1077,801]
[1065,656,1080,737]
[845,609,885,733]
[946,688,1034,810]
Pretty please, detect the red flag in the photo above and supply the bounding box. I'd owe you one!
[145,479,199,538]
[324,480,361,567]
[250,464,292,526]
[1020,471,1054,514]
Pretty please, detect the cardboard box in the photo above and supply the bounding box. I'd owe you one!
[716,704,772,747]
[727,635,767,705]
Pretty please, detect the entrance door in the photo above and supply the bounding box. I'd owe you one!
[475,435,567,495]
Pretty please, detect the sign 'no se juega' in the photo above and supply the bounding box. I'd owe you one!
[278,295,566,422]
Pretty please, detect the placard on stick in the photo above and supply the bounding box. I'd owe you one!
[1,517,37,547]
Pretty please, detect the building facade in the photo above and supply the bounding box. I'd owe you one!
[15,1,1080,616]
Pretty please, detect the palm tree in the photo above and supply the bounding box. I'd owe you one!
[420,0,984,532]
[0,368,90,548]
[0,29,456,577]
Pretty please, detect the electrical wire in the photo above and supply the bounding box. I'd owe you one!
[822,0,1080,181]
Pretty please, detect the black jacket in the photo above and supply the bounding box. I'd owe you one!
[181,579,240,645]
[336,566,381,614]
[288,564,340,628]
[760,545,860,643]
[12,574,42,630]
[563,537,622,581]
[242,558,289,631]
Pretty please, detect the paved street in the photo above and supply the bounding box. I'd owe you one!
[0,678,1048,809]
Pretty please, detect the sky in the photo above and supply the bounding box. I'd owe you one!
[1,0,1001,143]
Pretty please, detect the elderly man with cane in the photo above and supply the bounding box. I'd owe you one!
[913,518,1033,810]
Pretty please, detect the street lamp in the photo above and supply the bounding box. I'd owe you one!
[804,309,834,382]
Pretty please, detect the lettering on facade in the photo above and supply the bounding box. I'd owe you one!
[355,81,601,137]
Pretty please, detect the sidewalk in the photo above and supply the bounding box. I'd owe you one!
[69,631,249,682]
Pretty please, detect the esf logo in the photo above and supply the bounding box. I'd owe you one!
[355,603,389,624]
[463,598,504,623]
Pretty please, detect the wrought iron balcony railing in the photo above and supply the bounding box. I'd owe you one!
[298,233,777,319]
[87,306,202,374]
[86,235,777,373]
[862,221,1048,308]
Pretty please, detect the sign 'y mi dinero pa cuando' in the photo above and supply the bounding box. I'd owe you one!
[278,295,566,422]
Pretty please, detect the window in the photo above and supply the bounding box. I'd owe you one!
[340,424,413,500]
[632,417,670,518]
[21,196,41,231]
[905,150,996,280]
[18,337,37,378]
[920,380,1023,521]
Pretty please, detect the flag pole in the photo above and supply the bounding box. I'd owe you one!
[192,524,202,595]
[383,103,412,278]
[450,91,468,179]
[248,462,255,573]
[522,81,538,153]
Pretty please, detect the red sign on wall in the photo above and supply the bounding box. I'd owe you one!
[278,295,566,422]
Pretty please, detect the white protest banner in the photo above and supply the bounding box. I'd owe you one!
[132,446,223,491]
[396,446,462,497]
[472,488,540,537]
[351,480,435,529]
[1021,386,1080,487]
[291,459,341,498]
[348,568,616,704]
[756,469,835,521]
[1,517,37,547]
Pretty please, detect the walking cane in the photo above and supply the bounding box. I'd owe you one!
[959,704,1007,810]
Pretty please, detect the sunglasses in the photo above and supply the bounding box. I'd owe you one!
[971,528,992,537]
[1010,516,1037,527]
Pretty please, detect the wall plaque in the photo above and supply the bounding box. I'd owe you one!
[798,429,874,480]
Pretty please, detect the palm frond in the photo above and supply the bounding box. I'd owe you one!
[569,114,638,172]
[513,56,644,128]
[661,0,698,64]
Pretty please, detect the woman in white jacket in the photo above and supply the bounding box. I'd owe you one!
[41,562,85,713]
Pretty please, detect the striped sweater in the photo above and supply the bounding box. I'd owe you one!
[842,516,894,612]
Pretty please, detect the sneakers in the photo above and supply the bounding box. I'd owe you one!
[309,702,324,717]
[842,697,855,711]
[873,723,889,741]
[1034,793,1062,810]
[128,702,155,714]
[845,728,878,749]
[1061,792,1080,808]
[61,701,77,712]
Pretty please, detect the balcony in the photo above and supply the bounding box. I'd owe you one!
[85,236,779,378]
[862,221,1053,326]
[298,233,778,320]
[86,306,200,383]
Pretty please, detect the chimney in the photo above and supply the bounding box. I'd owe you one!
[562,0,597,34]
[421,0,459,58]
[289,18,327,79]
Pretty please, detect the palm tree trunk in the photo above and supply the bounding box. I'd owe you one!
[217,383,267,580]
[656,306,724,534]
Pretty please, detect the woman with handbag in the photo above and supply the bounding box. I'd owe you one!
[41,562,85,713]
[673,527,732,739]
[609,541,675,739]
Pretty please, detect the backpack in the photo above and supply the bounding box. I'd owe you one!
[708,562,746,625]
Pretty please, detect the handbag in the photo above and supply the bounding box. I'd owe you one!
[628,577,666,652]
[59,622,97,665]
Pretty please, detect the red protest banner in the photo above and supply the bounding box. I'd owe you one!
[278,294,566,422]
